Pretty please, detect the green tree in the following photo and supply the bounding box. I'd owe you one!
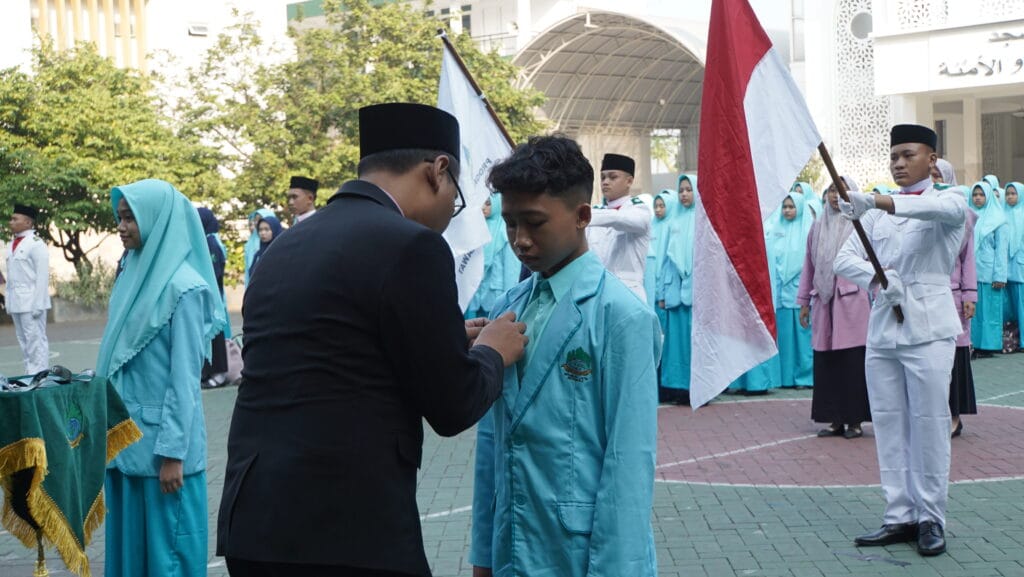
[0,41,223,267]
[796,150,824,190]
[174,0,546,218]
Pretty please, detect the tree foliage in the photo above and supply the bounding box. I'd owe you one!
[172,0,546,218]
[0,41,223,267]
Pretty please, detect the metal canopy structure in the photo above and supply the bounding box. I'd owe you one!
[514,11,708,135]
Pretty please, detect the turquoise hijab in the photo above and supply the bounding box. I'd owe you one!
[766,191,813,285]
[244,208,276,284]
[482,194,508,268]
[872,184,892,195]
[650,190,677,270]
[983,174,1004,206]
[791,182,821,218]
[97,179,226,379]
[968,181,1007,248]
[1004,181,1024,261]
[666,174,699,278]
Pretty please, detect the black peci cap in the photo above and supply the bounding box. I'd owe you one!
[289,176,319,193]
[600,153,635,176]
[359,103,460,162]
[890,124,938,150]
[13,204,39,220]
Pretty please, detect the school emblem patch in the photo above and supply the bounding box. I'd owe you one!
[561,347,593,382]
[66,400,85,448]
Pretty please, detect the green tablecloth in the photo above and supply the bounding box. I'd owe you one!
[0,376,141,577]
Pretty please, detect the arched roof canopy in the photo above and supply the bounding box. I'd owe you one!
[514,11,707,134]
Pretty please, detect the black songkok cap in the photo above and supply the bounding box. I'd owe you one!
[601,153,635,176]
[289,176,319,193]
[13,204,38,220]
[890,124,937,150]
[359,103,460,162]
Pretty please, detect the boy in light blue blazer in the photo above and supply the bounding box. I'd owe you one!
[470,135,662,577]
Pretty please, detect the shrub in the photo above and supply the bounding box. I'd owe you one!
[53,261,116,308]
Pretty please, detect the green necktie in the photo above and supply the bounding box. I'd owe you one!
[516,279,553,383]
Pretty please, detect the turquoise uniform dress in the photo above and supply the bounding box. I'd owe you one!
[658,175,699,394]
[766,191,814,387]
[98,180,225,577]
[471,251,661,577]
[1004,182,1024,339]
[466,194,521,319]
[644,190,675,312]
[968,182,1009,351]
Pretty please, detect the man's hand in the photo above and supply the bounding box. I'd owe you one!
[31,309,44,320]
[472,567,493,577]
[838,191,877,220]
[875,270,904,309]
[799,305,811,329]
[473,311,528,367]
[963,301,976,320]
[159,458,184,494]
[465,317,489,348]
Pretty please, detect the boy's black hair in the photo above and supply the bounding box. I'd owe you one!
[357,149,460,179]
[487,135,593,204]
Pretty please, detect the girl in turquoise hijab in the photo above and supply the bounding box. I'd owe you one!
[645,190,676,313]
[1004,182,1024,344]
[792,181,823,219]
[244,208,276,286]
[968,181,1009,354]
[765,191,814,388]
[983,174,1005,206]
[99,179,225,577]
[656,174,698,403]
[465,194,520,319]
[872,184,893,195]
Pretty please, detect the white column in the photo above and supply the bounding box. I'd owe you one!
[962,97,981,185]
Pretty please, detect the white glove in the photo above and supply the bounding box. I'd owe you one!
[31,310,44,320]
[838,191,877,220]
[874,270,904,309]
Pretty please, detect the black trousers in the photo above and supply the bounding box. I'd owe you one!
[226,558,416,577]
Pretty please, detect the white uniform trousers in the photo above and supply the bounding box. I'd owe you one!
[11,311,50,374]
[865,338,954,527]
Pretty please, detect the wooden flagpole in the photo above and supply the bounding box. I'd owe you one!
[437,30,516,148]
[817,142,905,323]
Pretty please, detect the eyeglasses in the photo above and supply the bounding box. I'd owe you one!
[425,158,466,217]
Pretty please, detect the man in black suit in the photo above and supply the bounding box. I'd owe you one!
[217,103,527,577]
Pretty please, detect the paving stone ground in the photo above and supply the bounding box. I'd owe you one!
[2,317,1023,576]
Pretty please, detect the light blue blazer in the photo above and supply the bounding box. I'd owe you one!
[107,289,208,477]
[471,252,661,577]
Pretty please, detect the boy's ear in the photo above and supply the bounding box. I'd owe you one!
[577,203,592,229]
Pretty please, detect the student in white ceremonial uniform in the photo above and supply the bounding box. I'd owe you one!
[286,175,319,225]
[834,124,966,557]
[5,204,51,374]
[587,153,651,300]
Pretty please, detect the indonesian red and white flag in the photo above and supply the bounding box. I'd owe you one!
[690,0,821,408]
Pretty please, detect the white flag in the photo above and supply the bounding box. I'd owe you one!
[438,43,514,310]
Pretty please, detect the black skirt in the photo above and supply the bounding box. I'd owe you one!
[949,346,977,416]
[202,332,228,380]
[811,347,872,425]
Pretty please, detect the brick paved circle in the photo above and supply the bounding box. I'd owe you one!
[656,398,1024,487]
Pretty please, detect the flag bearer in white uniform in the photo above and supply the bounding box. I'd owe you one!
[6,204,51,374]
[587,153,651,300]
[834,124,967,557]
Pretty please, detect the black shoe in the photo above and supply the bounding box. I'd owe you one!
[843,426,863,439]
[817,424,844,437]
[854,523,919,546]
[951,421,963,438]
[917,521,946,556]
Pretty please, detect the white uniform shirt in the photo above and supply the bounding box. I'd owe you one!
[294,208,317,224]
[834,182,966,349]
[587,195,651,300]
[5,229,51,314]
